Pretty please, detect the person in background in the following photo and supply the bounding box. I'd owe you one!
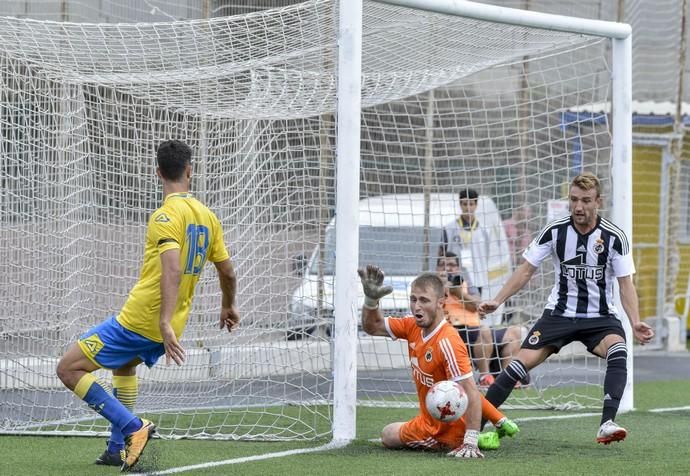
[437,252,527,389]
[439,188,490,298]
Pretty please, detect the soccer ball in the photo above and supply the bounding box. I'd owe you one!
[425,380,468,423]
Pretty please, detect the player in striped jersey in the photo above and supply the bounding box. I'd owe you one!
[56,140,239,470]
[358,265,518,457]
[478,172,654,444]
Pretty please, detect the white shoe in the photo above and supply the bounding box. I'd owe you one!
[596,419,627,445]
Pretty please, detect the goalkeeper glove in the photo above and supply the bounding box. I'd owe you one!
[357,265,393,310]
[448,429,484,459]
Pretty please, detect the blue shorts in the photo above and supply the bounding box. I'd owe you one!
[78,316,165,370]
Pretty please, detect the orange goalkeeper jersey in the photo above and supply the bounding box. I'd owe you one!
[384,316,474,423]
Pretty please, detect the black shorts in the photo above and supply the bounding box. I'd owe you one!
[492,328,507,347]
[522,309,626,354]
[456,326,509,351]
[454,325,482,347]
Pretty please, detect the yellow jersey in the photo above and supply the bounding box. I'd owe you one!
[117,192,229,342]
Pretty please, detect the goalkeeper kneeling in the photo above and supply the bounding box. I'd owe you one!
[358,265,519,458]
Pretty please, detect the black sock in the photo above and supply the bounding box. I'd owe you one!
[601,342,627,425]
[485,360,528,409]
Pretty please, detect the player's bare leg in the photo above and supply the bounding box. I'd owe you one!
[56,343,101,390]
[381,422,406,449]
[474,329,495,388]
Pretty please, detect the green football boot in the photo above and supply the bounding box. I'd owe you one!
[496,418,520,438]
[477,430,500,450]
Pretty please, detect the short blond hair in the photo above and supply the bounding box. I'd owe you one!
[571,172,601,197]
[411,272,445,298]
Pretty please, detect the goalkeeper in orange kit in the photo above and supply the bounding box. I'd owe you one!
[358,265,518,457]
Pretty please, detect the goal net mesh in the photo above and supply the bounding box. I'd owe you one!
[0,0,617,439]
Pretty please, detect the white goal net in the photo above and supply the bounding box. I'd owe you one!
[0,0,630,439]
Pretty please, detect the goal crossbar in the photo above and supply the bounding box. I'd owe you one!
[372,0,631,39]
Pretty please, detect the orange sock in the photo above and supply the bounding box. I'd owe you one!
[480,393,504,425]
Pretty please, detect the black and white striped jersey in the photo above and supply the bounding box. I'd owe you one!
[522,215,635,318]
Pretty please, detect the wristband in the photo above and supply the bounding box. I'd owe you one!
[463,429,479,447]
[363,296,379,310]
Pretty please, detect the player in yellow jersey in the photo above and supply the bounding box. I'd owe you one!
[56,140,239,472]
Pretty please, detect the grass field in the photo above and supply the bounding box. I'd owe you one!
[2,379,689,476]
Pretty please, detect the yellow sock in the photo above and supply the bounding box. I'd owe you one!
[112,375,138,411]
[74,373,99,399]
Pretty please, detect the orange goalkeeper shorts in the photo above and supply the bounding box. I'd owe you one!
[399,414,467,450]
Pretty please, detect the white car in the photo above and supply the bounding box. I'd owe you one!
[288,193,512,338]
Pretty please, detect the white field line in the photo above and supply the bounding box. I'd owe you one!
[513,412,600,422]
[648,405,690,413]
[133,440,347,475]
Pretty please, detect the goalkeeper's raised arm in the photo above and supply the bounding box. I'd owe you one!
[357,265,393,337]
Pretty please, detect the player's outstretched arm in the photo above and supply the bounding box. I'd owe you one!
[160,248,185,366]
[215,259,239,332]
[478,261,537,317]
[617,275,654,345]
[357,265,393,337]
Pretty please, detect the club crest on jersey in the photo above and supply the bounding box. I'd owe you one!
[560,255,604,280]
[528,331,541,345]
[155,213,171,223]
[425,349,433,362]
[593,239,605,254]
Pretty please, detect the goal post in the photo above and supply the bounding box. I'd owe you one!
[333,0,363,444]
[0,0,633,443]
[610,33,634,413]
